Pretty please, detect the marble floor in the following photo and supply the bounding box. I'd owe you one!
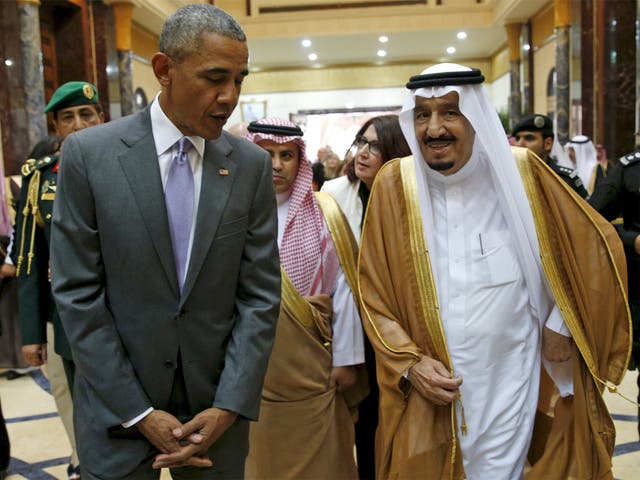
[1,368,639,479]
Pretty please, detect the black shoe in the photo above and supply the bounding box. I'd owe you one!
[67,464,81,480]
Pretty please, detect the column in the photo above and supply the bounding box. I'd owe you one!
[554,0,571,144]
[505,23,522,131]
[109,1,135,117]
[17,0,46,148]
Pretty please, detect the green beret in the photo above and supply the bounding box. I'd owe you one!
[512,114,554,137]
[44,81,99,114]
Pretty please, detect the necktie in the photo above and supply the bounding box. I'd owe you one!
[165,137,194,292]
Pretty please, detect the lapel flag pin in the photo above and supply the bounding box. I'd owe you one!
[219,169,229,176]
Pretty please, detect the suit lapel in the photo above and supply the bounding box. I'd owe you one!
[181,134,236,301]
[117,109,179,297]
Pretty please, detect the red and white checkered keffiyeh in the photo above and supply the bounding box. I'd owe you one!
[246,117,340,296]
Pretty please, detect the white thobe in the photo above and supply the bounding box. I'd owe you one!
[426,154,541,479]
[276,193,364,367]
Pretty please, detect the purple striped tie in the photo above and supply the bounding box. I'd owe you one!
[165,137,194,292]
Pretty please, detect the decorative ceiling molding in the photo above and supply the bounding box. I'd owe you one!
[256,1,427,15]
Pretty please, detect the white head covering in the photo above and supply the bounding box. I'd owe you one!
[551,136,573,168]
[564,135,597,187]
[398,62,554,326]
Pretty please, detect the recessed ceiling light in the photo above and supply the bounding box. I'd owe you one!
[378,35,389,43]
[457,32,467,40]
[377,49,387,57]
[302,39,312,47]
[308,53,318,61]
[446,46,456,54]
[345,102,355,109]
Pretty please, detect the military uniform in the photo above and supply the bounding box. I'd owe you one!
[546,156,589,198]
[14,154,74,382]
[511,114,589,199]
[589,148,640,437]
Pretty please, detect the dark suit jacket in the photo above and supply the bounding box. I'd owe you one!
[50,107,281,477]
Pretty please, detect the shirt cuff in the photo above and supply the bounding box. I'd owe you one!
[545,305,571,337]
[121,407,154,428]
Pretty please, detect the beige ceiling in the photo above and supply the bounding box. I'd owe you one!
[130,0,550,71]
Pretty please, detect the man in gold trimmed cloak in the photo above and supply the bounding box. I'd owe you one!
[358,63,630,479]
[245,118,365,479]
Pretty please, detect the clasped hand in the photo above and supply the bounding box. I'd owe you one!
[408,356,462,406]
[136,407,237,469]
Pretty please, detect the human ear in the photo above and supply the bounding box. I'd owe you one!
[151,52,171,86]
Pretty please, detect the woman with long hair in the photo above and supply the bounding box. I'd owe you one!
[322,114,410,242]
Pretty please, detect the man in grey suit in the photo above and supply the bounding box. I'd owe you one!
[50,5,281,479]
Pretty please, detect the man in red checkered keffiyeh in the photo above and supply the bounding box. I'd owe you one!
[245,117,365,479]
[246,117,340,296]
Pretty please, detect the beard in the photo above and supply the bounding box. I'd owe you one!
[427,160,456,171]
[422,135,457,172]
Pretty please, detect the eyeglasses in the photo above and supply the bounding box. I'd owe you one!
[353,135,382,156]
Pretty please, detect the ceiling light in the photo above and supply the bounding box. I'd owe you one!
[377,50,387,57]
[4,59,13,67]
[457,32,467,40]
[345,102,355,109]
[308,53,318,61]
[523,44,531,51]
[378,35,388,43]
[302,39,312,47]
[446,46,456,54]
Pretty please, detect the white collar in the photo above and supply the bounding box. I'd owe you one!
[150,93,205,157]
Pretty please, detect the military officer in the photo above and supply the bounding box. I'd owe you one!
[13,81,103,480]
[589,147,640,438]
[15,81,104,387]
[512,114,589,198]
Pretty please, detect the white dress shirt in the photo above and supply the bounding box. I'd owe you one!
[123,95,206,428]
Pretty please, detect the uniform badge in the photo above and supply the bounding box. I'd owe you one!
[82,84,95,100]
[219,169,229,176]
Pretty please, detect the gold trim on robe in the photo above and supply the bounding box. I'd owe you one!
[314,191,360,304]
[358,151,630,480]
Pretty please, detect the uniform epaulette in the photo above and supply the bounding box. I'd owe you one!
[21,158,37,177]
[556,165,578,177]
[619,150,640,167]
[21,155,58,177]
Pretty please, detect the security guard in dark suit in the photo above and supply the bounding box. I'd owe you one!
[512,114,589,198]
[589,147,640,438]
[14,81,104,389]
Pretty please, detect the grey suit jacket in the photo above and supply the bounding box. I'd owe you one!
[50,107,281,477]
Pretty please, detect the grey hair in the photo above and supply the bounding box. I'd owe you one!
[159,4,246,62]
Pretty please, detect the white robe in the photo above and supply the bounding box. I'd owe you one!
[427,153,540,479]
